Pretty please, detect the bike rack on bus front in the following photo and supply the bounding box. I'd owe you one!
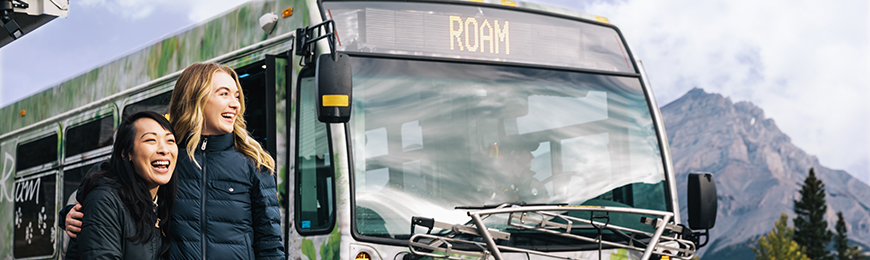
[408,205,697,260]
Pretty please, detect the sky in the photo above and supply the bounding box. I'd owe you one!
[1,0,869,183]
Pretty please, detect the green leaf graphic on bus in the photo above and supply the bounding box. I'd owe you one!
[320,228,341,260]
[301,238,316,260]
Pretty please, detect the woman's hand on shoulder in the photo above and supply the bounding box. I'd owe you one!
[65,204,83,238]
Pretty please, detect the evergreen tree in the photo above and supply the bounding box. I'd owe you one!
[794,167,834,260]
[835,211,866,260]
[752,213,810,260]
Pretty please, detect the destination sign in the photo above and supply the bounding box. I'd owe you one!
[448,15,509,54]
[323,1,635,73]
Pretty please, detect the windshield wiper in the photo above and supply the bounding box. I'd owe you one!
[455,201,567,210]
[411,216,511,240]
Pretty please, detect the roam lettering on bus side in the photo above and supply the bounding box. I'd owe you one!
[1,152,13,202]
[449,15,509,55]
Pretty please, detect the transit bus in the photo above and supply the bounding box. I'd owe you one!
[0,0,718,259]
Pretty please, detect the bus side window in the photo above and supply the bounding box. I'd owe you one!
[63,115,114,209]
[294,73,335,234]
[15,135,56,171]
[14,134,59,259]
[122,91,172,118]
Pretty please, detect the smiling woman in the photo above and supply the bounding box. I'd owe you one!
[128,117,178,195]
[65,111,178,260]
[202,71,241,136]
[165,62,283,259]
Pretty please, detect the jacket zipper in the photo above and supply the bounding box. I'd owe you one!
[200,137,208,260]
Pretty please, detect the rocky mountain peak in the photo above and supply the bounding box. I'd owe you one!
[660,88,869,259]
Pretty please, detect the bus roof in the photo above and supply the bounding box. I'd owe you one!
[0,0,612,136]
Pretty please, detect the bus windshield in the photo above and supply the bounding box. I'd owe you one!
[350,57,668,244]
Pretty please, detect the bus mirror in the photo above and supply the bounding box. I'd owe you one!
[687,172,717,230]
[316,53,353,123]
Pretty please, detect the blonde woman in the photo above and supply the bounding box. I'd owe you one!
[65,63,285,259]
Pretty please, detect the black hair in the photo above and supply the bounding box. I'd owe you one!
[79,111,177,256]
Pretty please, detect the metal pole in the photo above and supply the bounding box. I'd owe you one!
[640,214,672,260]
[470,213,503,260]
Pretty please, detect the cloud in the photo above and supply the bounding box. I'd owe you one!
[570,0,870,181]
[78,0,105,6]
[183,0,252,23]
[78,0,161,20]
[77,0,249,22]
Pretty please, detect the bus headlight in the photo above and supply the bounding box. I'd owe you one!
[350,244,382,260]
[355,252,371,260]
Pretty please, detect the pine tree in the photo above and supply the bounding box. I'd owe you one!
[835,211,866,260]
[752,213,810,260]
[794,167,834,260]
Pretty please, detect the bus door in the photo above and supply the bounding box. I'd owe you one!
[236,54,293,240]
[236,60,275,157]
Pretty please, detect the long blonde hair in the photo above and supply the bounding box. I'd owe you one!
[169,62,275,174]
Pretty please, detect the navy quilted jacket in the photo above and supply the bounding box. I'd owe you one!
[66,178,164,260]
[168,133,284,260]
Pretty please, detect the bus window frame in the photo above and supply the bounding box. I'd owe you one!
[59,155,111,216]
[61,104,117,166]
[293,66,338,236]
[120,83,175,119]
[59,105,117,230]
[12,123,62,259]
[269,52,297,249]
[14,125,60,176]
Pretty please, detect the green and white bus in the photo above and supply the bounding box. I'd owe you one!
[0,0,717,259]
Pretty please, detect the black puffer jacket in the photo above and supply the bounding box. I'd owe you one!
[66,177,163,260]
[168,133,284,260]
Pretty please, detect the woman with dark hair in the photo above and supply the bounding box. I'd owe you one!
[65,111,178,260]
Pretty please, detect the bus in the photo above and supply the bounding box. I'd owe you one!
[0,0,718,259]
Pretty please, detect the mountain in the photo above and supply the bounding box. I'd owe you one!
[661,88,870,259]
